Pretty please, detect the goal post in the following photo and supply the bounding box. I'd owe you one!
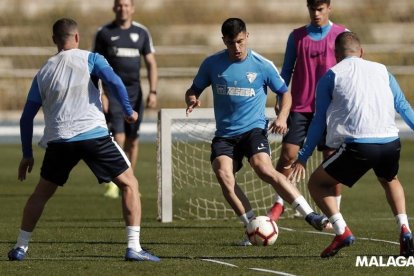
[157,108,322,223]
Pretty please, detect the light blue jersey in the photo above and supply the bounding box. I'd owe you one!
[191,49,288,137]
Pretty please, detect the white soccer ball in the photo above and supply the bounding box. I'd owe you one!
[246,216,279,246]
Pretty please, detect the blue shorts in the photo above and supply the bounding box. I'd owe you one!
[322,139,401,187]
[283,111,331,151]
[41,136,130,186]
[210,128,270,172]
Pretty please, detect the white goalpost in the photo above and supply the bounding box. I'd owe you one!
[157,108,322,223]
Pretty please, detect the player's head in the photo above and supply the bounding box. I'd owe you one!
[334,32,363,62]
[113,0,135,24]
[307,0,331,27]
[221,18,249,62]
[52,18,79,50]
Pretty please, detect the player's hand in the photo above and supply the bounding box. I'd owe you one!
[268,118,288,135]
[18,157,34,181]
[185,95,200,117]
[288,160,306,184]
[146,92,157,109]
[125,111,138,124]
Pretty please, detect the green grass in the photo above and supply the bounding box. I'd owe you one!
[1,141,414,275]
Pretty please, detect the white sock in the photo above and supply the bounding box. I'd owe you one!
[274,194,284,205]
[240,210,256,227]
[329,213,347,235]
[127,226,142,252]
[15,229,32,252]
[335,195,342,211]
[395,214,410,232]
[291,196,313,217]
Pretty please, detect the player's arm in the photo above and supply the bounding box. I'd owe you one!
[19,76,42,181]
[265,60,290,135]
[389,72,414,130]
[280,32,296,86]
[144,53,158,108]
[89,53,137,122]
[185,59,211,116]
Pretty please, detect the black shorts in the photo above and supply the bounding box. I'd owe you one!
[107,86,144,139]
[282,111,331,151]
[210,128,270,172]
[41,136,130,186]
[322,139,401,187]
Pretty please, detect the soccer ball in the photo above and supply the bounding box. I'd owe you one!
[246,216,279,246]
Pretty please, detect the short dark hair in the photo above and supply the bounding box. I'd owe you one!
[335,32,361,54]
[52,18,78,44]
[221,18,246,39]
[307,0,330,7]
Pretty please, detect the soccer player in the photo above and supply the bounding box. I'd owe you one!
[291,31,414,258]
[93,0,158,198]
[185,18,329,245]
[268,0,347,221]
[7,18,159,262]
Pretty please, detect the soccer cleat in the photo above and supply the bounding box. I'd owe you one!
[400,225,414,257]
[305,212,329,231]
[267,202,285,221]
[8,247,26,261]
[103,182,119,199]
[321,226,355,258]
[125,248,160,262]
[237,237,252,246]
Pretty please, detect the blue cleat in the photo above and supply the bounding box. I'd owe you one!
[305,212,329,231]
[125,248,160,262]
[8,247,26,261]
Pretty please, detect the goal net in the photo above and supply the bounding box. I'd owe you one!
[157,108,322,222]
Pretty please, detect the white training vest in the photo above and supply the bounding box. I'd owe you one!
[37,49,107,147]
[326,57,399,148]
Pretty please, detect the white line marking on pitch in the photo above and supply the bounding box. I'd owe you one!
[200,259,296,275]
[200,259,238,267]
[249,268,297,275]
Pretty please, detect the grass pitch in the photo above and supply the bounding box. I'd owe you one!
[1,141,414,275]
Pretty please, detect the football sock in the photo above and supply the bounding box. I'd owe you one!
[274,194,284,205]
[291,196,313,217]
[329,213,347,235]
[127,226,142,252]
[15,229,32,252]
[395,214,410,232]
[240,210,255,227]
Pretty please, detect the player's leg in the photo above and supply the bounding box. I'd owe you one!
[246,129,328,230]
[270,112,310,220]
[211,137,255,223]
[374,139,413,257]
[84,136,159,262]
[310,143,377,257]
[212,156,252,217]
[9,143,78,261]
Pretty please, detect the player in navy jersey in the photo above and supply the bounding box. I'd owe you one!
[268,0,347,222]
[94,0,158,198]
[291,32,414,258]
[185,18,329,245]
[7,18,159,262]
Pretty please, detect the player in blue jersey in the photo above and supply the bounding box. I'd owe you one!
[7,18,159,262]
[185,18,329,245]
[268,0,347,222]
[94,0,158,198]
[291,32,414,258]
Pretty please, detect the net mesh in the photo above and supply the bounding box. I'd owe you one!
[164,116,322,221]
